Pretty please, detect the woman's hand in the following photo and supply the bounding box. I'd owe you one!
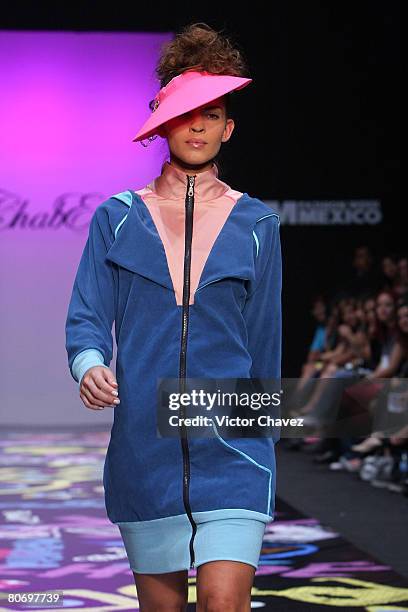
[79,366,120,410]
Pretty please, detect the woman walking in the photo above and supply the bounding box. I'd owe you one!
[65,22,282,611]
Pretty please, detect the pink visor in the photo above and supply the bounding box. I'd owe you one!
[132,69,252,144]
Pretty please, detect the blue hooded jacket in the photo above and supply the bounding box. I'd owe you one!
[65,161,282,570]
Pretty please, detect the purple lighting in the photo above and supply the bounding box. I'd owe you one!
[0,30,172,210]
[0,30,172,427]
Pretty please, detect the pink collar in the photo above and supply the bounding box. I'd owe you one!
[152,161,230,201]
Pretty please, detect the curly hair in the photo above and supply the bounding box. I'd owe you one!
[156,22,249,87]
[149,22,250,119]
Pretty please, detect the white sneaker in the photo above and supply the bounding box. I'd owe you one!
[329,460,344,471]
[370,456,394,487]
[359,455,383,481]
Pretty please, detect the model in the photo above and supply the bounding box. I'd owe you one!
[65,22,282,611]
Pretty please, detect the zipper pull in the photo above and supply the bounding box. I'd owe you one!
[187,176,195,197]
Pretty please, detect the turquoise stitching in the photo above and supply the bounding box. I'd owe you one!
[256,212,280,225]
[252,230,259,257]
[112,190,135,239]
[252,213,280,259]
[211,421,272,516]
[114,213,129,239]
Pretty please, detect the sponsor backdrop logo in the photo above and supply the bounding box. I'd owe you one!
[266,200,382,225]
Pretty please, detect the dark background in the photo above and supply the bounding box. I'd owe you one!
[4,2,404,375]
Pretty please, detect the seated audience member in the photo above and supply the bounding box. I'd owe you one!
[291,300,370,419]
[307,296,328,362]
[290,298,340,408]
[293,292,399,443]
[350,299,408,452]
[320,294,401,460]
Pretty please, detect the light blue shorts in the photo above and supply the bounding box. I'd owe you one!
[117,513,267,574]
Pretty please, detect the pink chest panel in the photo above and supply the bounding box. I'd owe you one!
[135,185,243,305]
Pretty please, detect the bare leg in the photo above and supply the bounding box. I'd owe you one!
[133,569,188,611]
[196,560,255,611]
[298,363,338,414]
[296,362,319,391]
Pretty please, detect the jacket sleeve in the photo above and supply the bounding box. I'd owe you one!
[241,213,282,443]
[65,203,117,386]
[242,212,282,381]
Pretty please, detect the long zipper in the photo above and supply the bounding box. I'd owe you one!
[178,174,198,570]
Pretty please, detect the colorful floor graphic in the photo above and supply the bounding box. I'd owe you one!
[0,430,407,611]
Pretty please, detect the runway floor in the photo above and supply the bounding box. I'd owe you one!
[0,429,407,611]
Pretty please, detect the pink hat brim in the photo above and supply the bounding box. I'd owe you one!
[132,71,252,142]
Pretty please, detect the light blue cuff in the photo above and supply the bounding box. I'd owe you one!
[72,348,110,387]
